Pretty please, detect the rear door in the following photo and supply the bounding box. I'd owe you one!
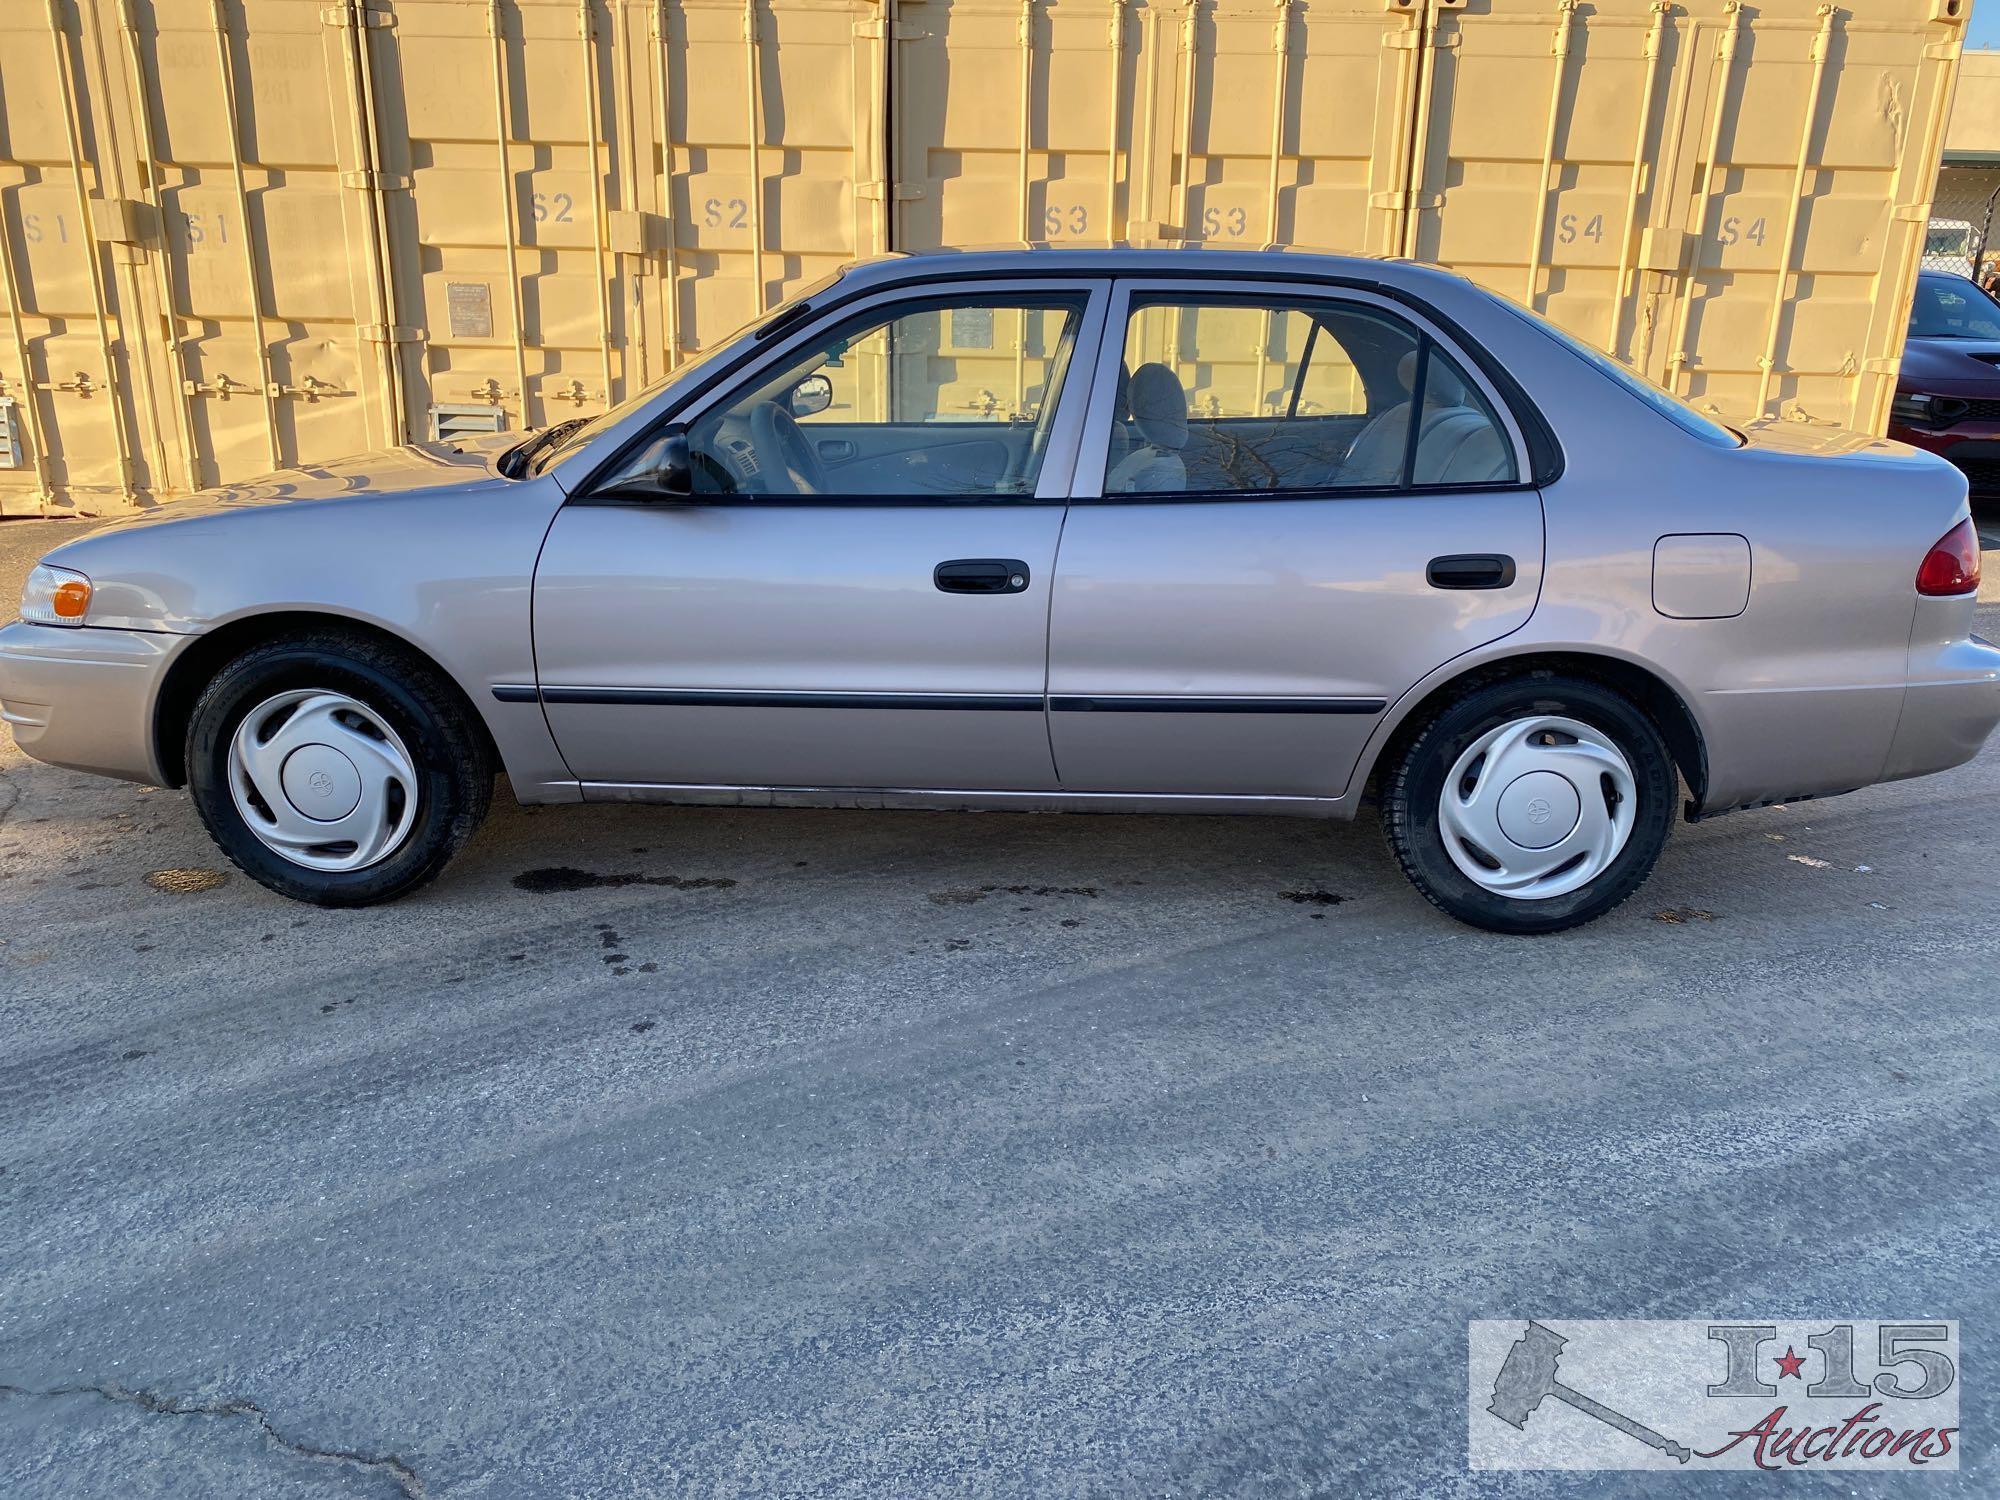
[532,279,1105,792]
[1047,279,1545,798]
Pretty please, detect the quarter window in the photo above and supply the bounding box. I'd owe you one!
[1101,297,1518,495]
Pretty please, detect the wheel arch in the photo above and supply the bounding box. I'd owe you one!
[1362,650,1709,811]
[152,610,503,789]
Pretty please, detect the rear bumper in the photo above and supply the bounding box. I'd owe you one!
[1882,632,2000,783]
[0,621,178,784]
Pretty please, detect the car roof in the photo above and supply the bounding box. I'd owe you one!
[830,244,1470,295]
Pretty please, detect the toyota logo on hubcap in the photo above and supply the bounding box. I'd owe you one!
[1526,797,1552,824]
[308,770,335,797]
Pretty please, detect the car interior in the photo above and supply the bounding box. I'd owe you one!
[1101,346,1515,494]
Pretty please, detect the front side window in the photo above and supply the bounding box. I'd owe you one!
[626,295,1086,499]
[1100,297,1518,495]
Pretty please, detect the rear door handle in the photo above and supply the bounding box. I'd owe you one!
[1427,553,1516,590]
[934,558,1030,595]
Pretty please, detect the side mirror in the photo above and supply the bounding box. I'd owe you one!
[597,428,693,502]
[788,373,833,419]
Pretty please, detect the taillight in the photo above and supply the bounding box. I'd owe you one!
[1916,517,1981,597]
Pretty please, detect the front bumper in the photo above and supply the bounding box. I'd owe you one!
[0,621,179,784]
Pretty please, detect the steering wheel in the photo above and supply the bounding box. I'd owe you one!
[749,399,827,495]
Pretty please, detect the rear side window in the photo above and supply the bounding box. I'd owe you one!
[1100,296,1519,495]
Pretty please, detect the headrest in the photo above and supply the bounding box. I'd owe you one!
[1425,357,1469,408]
[1127,362,1188,449]
[1392,348,1470,408]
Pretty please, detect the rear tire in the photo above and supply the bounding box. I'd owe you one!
[1382,674,1675,934]
[185,632,493,906]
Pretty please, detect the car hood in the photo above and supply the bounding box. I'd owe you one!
[78,434,523,533]
[1897,336,2000,394]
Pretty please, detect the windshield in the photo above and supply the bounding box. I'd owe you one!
[1908,276,2000,340]
[1493,293,1742,448]
[519,271,845,477]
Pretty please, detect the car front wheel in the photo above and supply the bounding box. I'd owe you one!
[185,631,493,906]
[1382,674,1676,934]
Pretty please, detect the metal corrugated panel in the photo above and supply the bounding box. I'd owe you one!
[0,0,1968,515]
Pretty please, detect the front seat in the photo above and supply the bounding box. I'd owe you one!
[1104,362,1189,493]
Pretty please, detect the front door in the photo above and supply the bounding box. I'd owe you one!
[533,282,1104,791]
[1048,281,1545,798]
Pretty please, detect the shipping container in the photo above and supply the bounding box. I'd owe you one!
[0,0,1969,515]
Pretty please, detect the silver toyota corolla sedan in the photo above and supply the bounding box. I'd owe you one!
[3,249,1995,932]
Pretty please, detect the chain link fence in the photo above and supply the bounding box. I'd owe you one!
[1926,164,2000,288]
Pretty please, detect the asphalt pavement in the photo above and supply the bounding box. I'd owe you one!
[1,514,1997,1498]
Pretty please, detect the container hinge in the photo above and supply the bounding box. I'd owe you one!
[341,170,411,192]
[321,4,395,28]
[1863,355,1903,374]
[1892,202,1933,223]
[1927,0,1966,24]
[1636,226,1691,271]
[90,196,153,245]
[608,209,661,254]
[361,324,425,344]
[1383,29,1421,49]
[1370,190,1442,211]
[853,19,926,39]
[858,182,924,201]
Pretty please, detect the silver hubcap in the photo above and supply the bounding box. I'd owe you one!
[1438,715,1637,901]
[228,689,419,872]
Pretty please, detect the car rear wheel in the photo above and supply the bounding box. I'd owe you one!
[1382,674,1676,934]
[186,632,493,906]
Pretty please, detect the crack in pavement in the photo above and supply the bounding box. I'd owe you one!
[0,1381,426,1497]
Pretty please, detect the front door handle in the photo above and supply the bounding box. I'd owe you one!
[1427,553,1516,590]
[934,558,1030,595]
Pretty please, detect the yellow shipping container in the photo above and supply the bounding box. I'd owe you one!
[0,0,1969,515]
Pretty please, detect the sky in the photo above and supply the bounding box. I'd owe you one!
[1973,5,1999,50]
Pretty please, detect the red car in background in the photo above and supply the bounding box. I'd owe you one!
[1889,270,2000,500]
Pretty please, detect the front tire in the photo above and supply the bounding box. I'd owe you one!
[1382,674,1676,934]
[185,632,493,906]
